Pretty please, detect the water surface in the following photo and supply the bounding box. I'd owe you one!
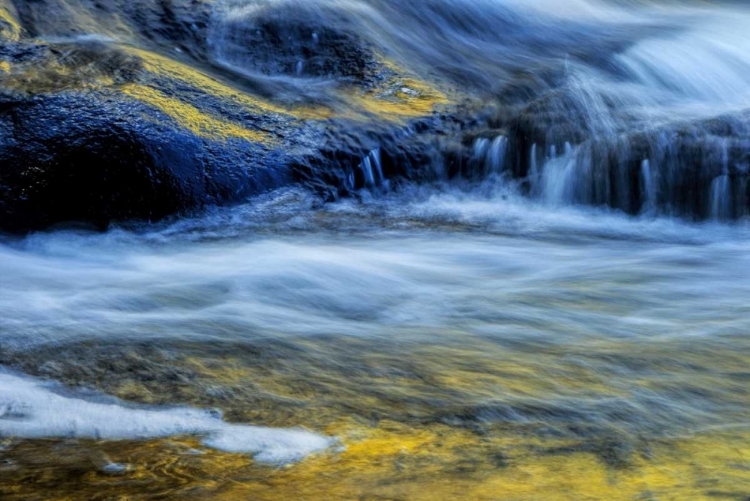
[1,187,749,499]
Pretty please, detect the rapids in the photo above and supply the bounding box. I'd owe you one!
[2,0,750,499]
[210,0,750,219]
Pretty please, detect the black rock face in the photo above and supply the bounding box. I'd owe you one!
[211,15,378,82]
[0,92,290,232]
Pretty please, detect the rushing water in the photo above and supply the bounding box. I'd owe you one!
[0,188,748,498]
[208,0,750,219]
[3,0,750,499]
[3,187,750,350]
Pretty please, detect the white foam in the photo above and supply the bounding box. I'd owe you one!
[0,372,334,464]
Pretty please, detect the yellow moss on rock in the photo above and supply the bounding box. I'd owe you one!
[127,47,448,124]
[347,55,451,121]
[127,46,331,120]
[120,83,273,143]
[0,36,449,145]
[347,78,450,121]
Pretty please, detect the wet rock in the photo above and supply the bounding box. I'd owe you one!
[209,5,380,83]
[540,436,636,469]
[99,461,129,475]
[0,39,144,93]
[0,90,289,232]
[0,0,453,231]
[10,0,212,60]
[0,30,449,232]
[443,100,750,220]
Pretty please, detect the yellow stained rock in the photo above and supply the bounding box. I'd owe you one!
[120,83,272,143]
[127,46,331,120]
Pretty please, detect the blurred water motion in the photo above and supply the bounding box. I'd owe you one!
[2,0,750,499]
[1,187,750,499]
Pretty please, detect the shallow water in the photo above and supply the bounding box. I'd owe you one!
[3,0,750,498]
[1,187,749,499]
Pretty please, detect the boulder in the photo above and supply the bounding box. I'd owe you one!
[0,91,289,232]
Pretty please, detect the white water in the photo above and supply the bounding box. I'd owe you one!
[0,371,334,464]
[2,186,750,458]
[2,188,750,351]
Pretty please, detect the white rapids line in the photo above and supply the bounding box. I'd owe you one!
[0,371,335,464]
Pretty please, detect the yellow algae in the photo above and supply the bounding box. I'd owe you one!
[2,340,750,501]
[213,427,748,501]
[120,83,273,143]
[4,425,745,501]
[0,38,446,139]
[346,77,450,121]
[0,62,117,94]
[130,46,446,122]
[2,335,749,500]
[343,53,451,120]
[127,46,332,120]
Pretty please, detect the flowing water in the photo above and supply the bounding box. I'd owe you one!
[3,0,750,499]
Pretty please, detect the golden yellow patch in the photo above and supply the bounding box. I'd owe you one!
[348,78,450,120]
[120,83,272,143]
[2,425,747,500]
[126,46,331,120]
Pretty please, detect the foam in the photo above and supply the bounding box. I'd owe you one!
[0,372,334,464]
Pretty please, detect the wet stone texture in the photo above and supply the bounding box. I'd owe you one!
[0,0,451,233]
[0,0,749,230]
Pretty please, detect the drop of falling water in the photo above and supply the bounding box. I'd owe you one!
[359,148,385,188]
[710,174,732,220]
[640,159,657,215]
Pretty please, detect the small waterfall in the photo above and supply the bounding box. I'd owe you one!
[539,143,579,206]
[470,135,507,177]
[359,148,385,188]
[469,135,509,176]
[710,141,732,220]
[528,143,541,197]
[640,159,657,215]
[710,175,732,220]
[472,138,490,165]
[487,136,508,174]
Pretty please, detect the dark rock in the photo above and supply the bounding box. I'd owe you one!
[0,91,290,233]
[210,10,380,82]
[10,0,212,60]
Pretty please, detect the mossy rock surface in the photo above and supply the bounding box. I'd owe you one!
[0,0,450,232]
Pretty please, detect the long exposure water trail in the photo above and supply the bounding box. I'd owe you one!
[1,188,750,498]
[2,0,750,499]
